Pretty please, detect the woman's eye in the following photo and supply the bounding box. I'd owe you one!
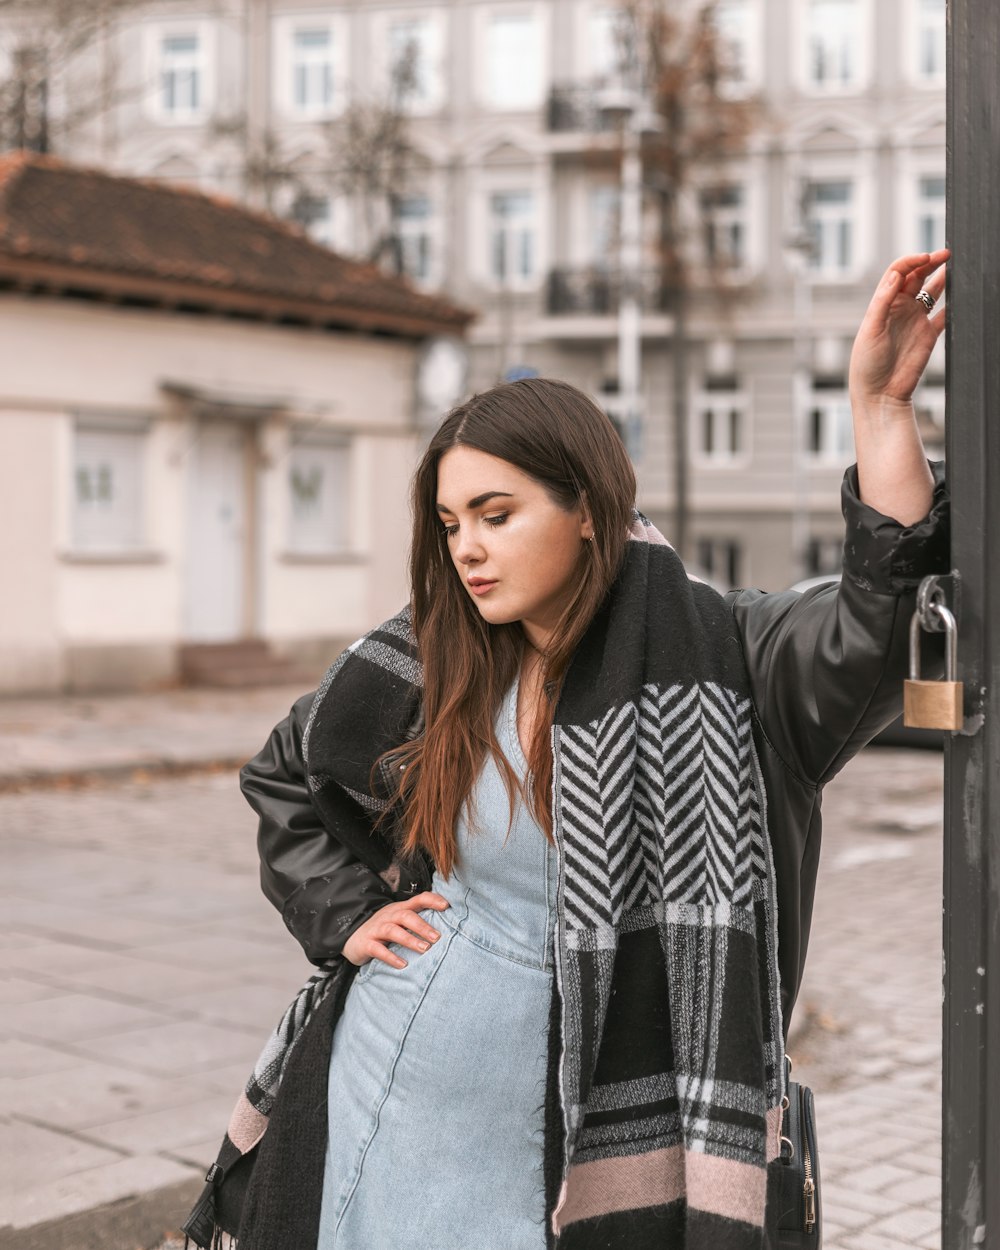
[441,514,507,538]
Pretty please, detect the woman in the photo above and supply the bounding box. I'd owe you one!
[184,251,950,1250]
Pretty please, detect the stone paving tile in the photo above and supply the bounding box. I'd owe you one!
[0,975,64,1005]
[6,1153,200,1229]
[8,1061,227,1131]
[2,1119,125,1189]
[168,981,305,1032]
[66,1018,264,1077]
[0,682,307,784]
[7,991,174,1041]
[34,957,243,1004]
[85,1093,236,1155]
[5,1038,86,1079]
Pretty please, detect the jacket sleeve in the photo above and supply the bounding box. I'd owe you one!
[726,460,949,787]
[240,690,396,964]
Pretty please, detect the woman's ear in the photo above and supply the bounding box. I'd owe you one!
[579,494,595,541]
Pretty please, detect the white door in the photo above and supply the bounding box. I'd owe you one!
[184,422,249,641]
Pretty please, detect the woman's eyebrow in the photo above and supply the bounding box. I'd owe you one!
[435,491,514,514]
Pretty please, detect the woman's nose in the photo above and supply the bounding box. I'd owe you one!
[453,527,485,564]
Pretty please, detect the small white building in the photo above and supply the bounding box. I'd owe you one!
[0,153,471,695]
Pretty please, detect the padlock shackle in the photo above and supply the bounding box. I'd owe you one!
[910,602,958,682]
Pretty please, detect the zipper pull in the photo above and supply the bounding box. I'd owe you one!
[803,1177,816,1232]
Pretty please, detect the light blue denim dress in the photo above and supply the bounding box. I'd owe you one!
[317,673,557,1249]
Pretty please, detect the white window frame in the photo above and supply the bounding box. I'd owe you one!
[805,388,855,463]
[914,170,946,254]
[691,160,763,281]
[143,20,216,124]
[699,181,750,275]
[396,191,444,288]
[574,1,633,85]
[584,182,621,268]
[795,0,872,95]
[692,390,751,468]
[70,415,149,554]
[799,160,873,284]
[372,8,447,115]
[471,170,549,291]
[710,0,763,96]
[474,4,550,112]
[908,0,946,86]
[285,429,352,557]
[273,13,348,120]
[287,189,350,252]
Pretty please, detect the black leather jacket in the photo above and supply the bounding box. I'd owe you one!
[241,463,949,1032]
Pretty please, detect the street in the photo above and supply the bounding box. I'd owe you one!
[3,744,944,1250]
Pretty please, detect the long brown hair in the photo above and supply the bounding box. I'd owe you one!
[383,377,636,877]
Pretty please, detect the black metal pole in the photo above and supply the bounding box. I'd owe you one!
[943,1,1000,1245]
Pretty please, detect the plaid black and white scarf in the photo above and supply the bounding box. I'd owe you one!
[188,510,786,1250]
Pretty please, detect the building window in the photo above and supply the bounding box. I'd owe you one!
[805,536,843,577]
[388,16,437,107]
[490,190,537,283]
[290,192,337,249]
[485,12,542,109]
[587,185,620,267]
[696,537,743,588]
[700,183,747,270]
[398,195,433,282]
[805,179,854,276]
[287,433,350,556]
[161,32,202,118]
[586,5,631,83]
[72,420,147,552]
[916,0,945,81]
[917,174,946,254]
[696,393,747,462]
[806,387,854,459]
[712,0,756,90]
[806,0,861,90]
[291,26,334,115]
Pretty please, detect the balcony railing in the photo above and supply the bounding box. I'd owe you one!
[546,266,668,316]
[547,83,622,133]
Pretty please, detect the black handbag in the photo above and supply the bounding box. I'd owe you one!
[767,1056,822,1247]
[181,1136,258,1249]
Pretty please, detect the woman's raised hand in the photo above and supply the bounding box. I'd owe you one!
[849,249,950,408]
[342,892,451,969]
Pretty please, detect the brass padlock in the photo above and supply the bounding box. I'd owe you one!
[903,603,963,730]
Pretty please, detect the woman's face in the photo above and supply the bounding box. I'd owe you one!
[435,445,593,650]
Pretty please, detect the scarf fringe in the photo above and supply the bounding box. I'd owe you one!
[183,1229,236,1250]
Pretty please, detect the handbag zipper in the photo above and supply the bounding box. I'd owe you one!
[801,1085,816,1232]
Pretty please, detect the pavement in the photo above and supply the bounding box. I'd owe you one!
[0,684,947,1250]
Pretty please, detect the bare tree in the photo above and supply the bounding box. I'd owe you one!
[319,38,421,269]
[618,0,759,561]
[0,0,147,154]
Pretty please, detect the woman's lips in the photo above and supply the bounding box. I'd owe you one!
[469,580,498,596]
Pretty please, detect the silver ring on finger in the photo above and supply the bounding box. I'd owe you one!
[915,289,936,313]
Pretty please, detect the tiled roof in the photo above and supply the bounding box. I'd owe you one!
[0,152,472,338]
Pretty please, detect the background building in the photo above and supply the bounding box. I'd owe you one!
[0,0,946,593]
[0,153,469,693]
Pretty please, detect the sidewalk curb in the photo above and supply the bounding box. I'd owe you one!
[0,756,248,794]
[0,1177,204,1250]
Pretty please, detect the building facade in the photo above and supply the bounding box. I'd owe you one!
[2,0,946,590]
[0,154,469,694]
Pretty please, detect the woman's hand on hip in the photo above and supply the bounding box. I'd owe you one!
[342,892,450,969]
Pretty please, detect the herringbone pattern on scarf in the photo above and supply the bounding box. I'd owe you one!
[557,682,760,929]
